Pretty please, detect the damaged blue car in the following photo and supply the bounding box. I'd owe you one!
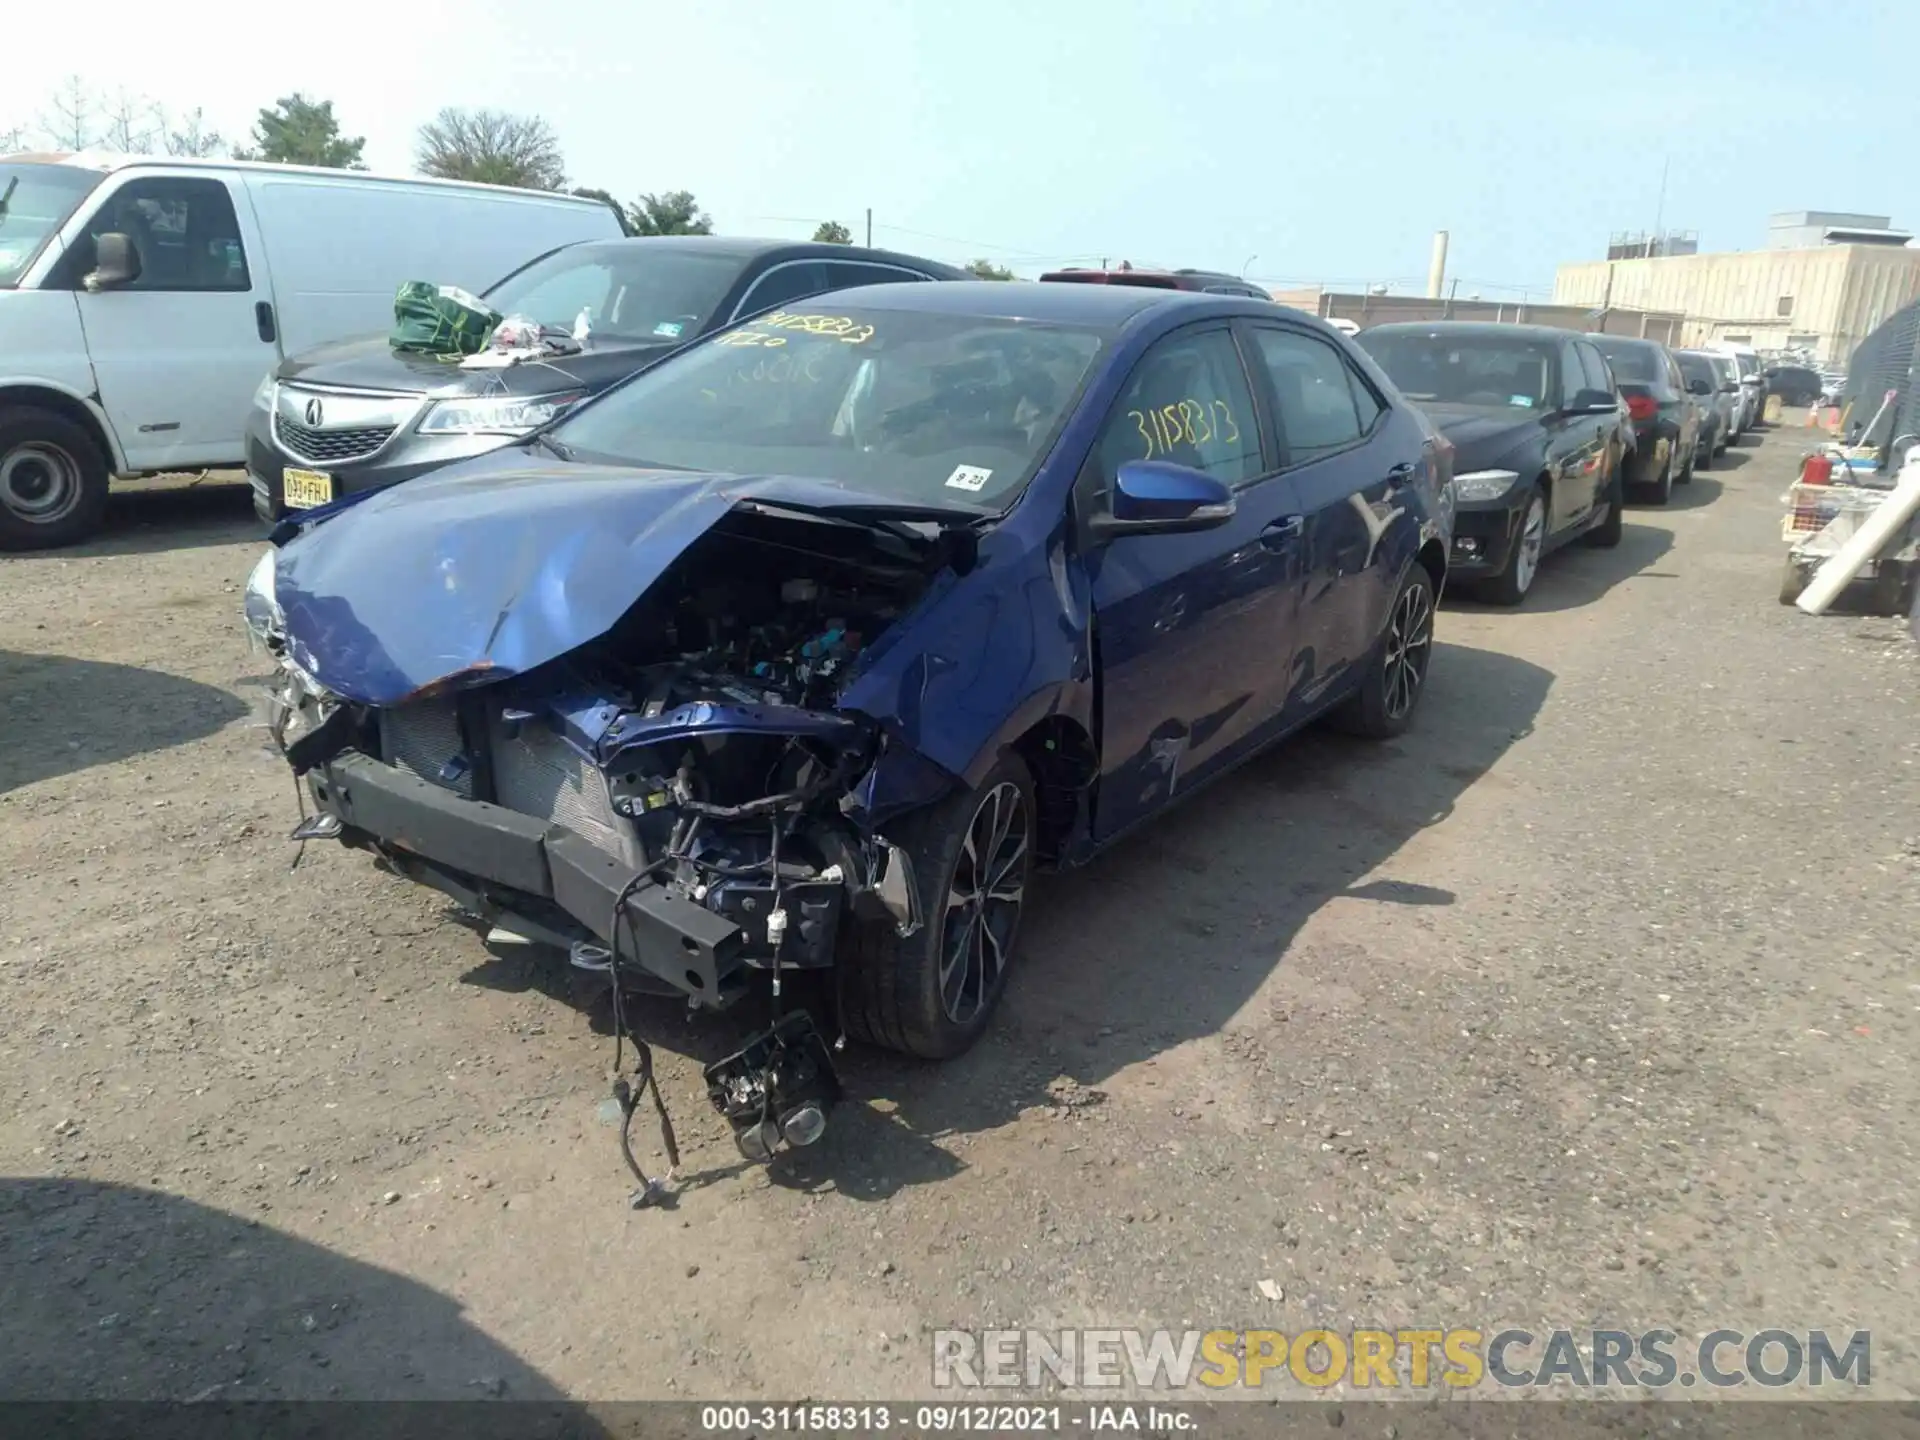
[245,281,1452,1164]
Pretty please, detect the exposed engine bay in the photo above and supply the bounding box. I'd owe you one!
[259,507,963,1196]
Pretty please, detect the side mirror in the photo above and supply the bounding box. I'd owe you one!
[1688,379,1712,396]
[1089,460,1236,540]
[84,232,141,291]
[1569,389,1616,413]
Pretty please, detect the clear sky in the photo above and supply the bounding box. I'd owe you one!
[8,0,1912,296]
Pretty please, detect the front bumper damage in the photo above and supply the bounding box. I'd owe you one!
[296,748,920,1007]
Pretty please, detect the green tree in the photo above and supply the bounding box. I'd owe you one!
[812,220,852,244]
[571,186,632,233]
[238,94,365,168]
[627,190,712,236]
[416,108,565,190]
[964,258,1017,281]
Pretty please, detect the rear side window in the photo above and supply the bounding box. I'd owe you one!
[1252,327,1376,462]
[733,260,830,318]
[1677,353,1716,390]
[820,260,931,291]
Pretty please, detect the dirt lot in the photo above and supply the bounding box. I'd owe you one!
[2,426,1916,1403]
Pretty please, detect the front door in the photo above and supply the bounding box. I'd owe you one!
[1084,324,1308,842]
[60,172,278,471]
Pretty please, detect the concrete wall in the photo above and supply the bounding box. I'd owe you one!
[1552,245,1920,363]
[1267,287,1685,345]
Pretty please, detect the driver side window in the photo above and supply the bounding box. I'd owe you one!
[1090,328,1260,501]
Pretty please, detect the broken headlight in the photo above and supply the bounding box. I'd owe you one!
[242,546,283,650]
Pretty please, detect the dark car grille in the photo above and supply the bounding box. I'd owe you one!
[274,416,396,465]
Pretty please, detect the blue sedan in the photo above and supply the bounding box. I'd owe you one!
[245,281,1453,1162]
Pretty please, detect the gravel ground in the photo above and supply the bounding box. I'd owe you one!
[1,426,1915,1405]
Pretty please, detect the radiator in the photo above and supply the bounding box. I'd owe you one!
[487,710,643,866]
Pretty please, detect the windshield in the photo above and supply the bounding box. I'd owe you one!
[483,242,747,343]
[554,306,1106,508]
[1592,340,1661,384]
[1356,330,1556,409]
[0,163,103,287]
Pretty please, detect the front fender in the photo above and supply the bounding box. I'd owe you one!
[837,523,1093,796]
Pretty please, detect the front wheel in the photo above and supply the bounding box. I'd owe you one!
[1330,563,1437,740]
[1582,469,1624,548]
[0,407,111,551]
[838,753,1036,1058]
[1479,484,1546,606]
[1637,447,1674,506]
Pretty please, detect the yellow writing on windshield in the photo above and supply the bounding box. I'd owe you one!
[1128,398,1241,459]
[755,311,877,344]
[714,329,788,348]
[728,348,831,386]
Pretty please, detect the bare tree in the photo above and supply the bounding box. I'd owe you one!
[39,76,96,150]
[164,107,226,158]
[101,89,162,153]
[1,123,25,153]
[415,108,566,190]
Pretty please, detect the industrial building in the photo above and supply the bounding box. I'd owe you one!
[1552,212,1920,364]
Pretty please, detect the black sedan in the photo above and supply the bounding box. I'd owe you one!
[246,236,968,522]
[1357,322,1625,605]
[1587,334,1700,505]
[1764,365,1825,407]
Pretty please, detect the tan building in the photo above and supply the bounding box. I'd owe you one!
[1552,241,1920,364]
[1270,286,1686,345]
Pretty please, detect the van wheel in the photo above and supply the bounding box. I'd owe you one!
[838,752,1036,1059]
[0,408,111,551]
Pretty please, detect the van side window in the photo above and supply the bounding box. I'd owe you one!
[59,177,250,293]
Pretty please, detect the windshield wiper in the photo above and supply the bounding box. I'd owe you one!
[0,178,17,230]
[529,431,574,462]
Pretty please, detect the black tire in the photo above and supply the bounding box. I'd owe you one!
[0,406,111,551]
[1478,483,1546,607]
[1779,557,1807,606]
[1330,563,1437,740]
[1582,467,1624,548]
[1637,447,1674,506]
[1693,434,1711,471]
[1677,439,1695,484]
[838,752,1036,1059]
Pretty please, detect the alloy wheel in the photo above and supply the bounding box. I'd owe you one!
[1382,579,1435,722]
[0,442,84,526]
[938,781,1030,1024]
[1514,494,1547,595]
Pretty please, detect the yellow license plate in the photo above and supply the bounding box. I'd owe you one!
[283,468,334,509]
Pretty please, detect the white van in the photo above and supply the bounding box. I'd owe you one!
[0,152,625,548]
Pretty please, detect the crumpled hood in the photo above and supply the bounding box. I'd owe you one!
[1422,403,1543,471]
[274,450,930,707]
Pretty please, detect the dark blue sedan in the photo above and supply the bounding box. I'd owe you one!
[244,282,1453,1162]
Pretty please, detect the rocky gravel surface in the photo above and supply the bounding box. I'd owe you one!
[1,430,1914,1406]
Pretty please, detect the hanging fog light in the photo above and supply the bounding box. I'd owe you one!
[779,1103,828,1148]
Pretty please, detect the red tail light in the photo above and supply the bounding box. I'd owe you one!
[1625,394,1658,422]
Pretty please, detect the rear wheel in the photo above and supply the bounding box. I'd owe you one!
[1582,467,1624,548]
[0,407,110,551]
[1331,563,1437,740]
[1779,556,1808,606]
[1479,485,1546,606]
[1636,447,1674,506]
[838,753,1036,1059]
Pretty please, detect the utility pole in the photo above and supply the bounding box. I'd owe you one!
[865,208,872,247]
[1652,157,1669,252]
[1445,277,1459,319]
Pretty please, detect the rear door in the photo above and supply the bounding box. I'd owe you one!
[1243,320,1413,718]
[1546,337,1607,527]
[1084,324,1306,841]
[57,170,277,470]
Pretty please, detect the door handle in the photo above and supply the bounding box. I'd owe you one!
[254,301,277,344]
[1260,514,1304,547]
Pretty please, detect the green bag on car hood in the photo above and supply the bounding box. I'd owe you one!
[389,281,501,356]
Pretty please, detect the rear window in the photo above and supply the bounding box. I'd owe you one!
[1676,353,1717,388]
[1592,340,1661,384]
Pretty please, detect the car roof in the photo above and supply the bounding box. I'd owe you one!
[571,234,964,273]
[811,278,1246,326]
[1361,321,1580,342]
[1588,332,1665,350]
